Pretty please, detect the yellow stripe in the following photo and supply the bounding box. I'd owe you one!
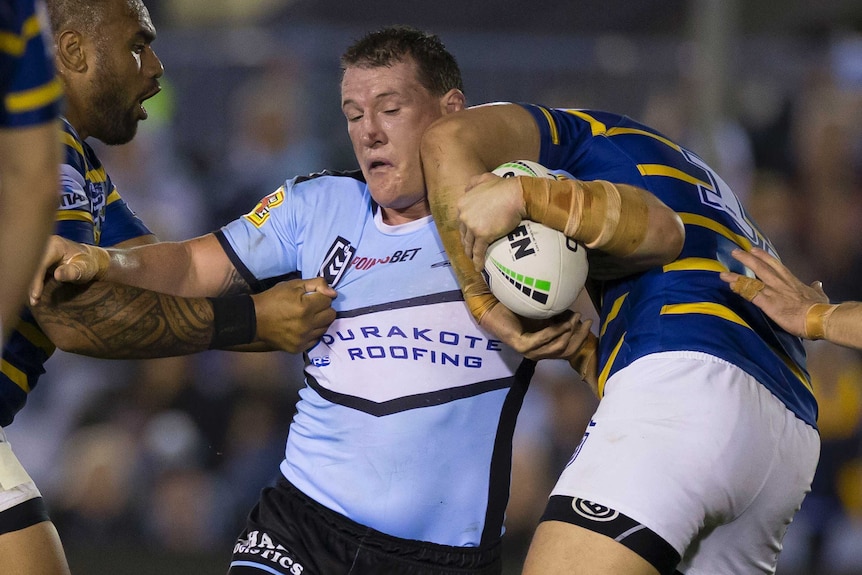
[0,359,29,393]
[600,293,627,337]
[62,131,85,157]
[86,166,108,185]
[605,127,682,151]
[21,14,42,40]
[0,15,46,56]
[14,321,55,356]
[56,210,94,223]
[5,77,63,114]
[663,257,728,273]
[537,106,559,145]
[661,302,750,328]
[564,109,607,137]
[678,213,753,250]
[660,302,813,393]
[0,31,24,56]
[106,188,121,204]
[597,333,626,397]
[637,164,710,187]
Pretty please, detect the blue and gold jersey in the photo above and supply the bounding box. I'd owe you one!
[0,0,61,127]
[0,117,151,425]
[522,103,816,428]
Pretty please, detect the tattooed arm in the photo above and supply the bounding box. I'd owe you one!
[31,234,337,357]
[33,280,220,358]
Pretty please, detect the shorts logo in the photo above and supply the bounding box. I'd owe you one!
[244,188,285,228]
[233,529,304,574]
[572,498,619,522]
[319,236,355,287]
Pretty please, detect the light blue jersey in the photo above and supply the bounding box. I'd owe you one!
[218,170,533,547]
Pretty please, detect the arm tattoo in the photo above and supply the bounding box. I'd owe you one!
[32,280,216,359]
[216,267,252,297]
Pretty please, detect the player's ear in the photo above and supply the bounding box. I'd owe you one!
[55,30,87,74]
[441,89,466,115]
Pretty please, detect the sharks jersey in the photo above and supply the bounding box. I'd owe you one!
[218,170,533,548]
[0,0,61,127]
[522,103,816,428]
[0,118,151,425]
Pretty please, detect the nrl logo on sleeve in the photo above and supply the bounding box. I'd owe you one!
[244,187,285,228]
[319,236,355,287]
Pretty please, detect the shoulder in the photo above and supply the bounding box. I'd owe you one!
[284,168,367,203]
[291,168,365,188]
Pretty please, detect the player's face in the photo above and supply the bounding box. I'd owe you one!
[86,0,163,145]
[341,58,446,225]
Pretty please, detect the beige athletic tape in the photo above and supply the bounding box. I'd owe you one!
[0,442,34,491]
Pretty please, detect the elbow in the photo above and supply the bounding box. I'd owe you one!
[665,212,685,262]
[36,319,95,356]
[638,210,685,269]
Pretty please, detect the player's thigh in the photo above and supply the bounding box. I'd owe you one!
[0,521,70,575]
[680,396,820,574]
[540,352,805,573]
[523,521,658,575]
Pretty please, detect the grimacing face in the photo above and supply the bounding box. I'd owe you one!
[86,0,162,145]
[341,58,447,225]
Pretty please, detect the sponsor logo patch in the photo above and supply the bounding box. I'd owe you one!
[319,236,355,287]
[244,188,285,228]
[572,498,619,522]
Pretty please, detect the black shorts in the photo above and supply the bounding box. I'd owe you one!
[228,478,502,575]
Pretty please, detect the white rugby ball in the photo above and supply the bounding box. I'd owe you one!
[483,161,588,319]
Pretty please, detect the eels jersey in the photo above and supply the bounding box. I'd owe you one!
[218,171,533,548]
[0,0,62,127]
[0,118,151,425]
[522,103,816,428]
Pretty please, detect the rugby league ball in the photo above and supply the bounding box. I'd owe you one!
[482,161,588,319]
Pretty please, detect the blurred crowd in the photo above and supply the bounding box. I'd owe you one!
[5,21,862,575]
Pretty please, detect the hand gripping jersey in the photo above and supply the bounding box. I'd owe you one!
[0,0,62,128]
[523,103,816,428]
[218,171,533,547]
[0,118,151,425]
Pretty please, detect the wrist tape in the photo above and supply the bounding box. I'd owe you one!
[804,303,838,340]
[437,221,500,324]
[208,294,257,349]
[568,332,598,379]
[519,177,649,256]
[465,281,499,324]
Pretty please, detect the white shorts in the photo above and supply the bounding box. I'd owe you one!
[0,426,47,534]
[545,351,820,575]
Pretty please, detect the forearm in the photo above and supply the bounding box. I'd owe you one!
[101,234,238,297]
[33,277,267,358]
[425,154,499,322]
[102,241,195,294]
[519,177,684,278]
[422,105,538,322]
[0,122,62,339]
[806,301,862,351]
[33,279,215,358]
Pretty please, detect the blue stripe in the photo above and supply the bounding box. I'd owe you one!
[229,561,283,575]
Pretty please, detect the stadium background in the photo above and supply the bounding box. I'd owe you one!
[7,0,862,573]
